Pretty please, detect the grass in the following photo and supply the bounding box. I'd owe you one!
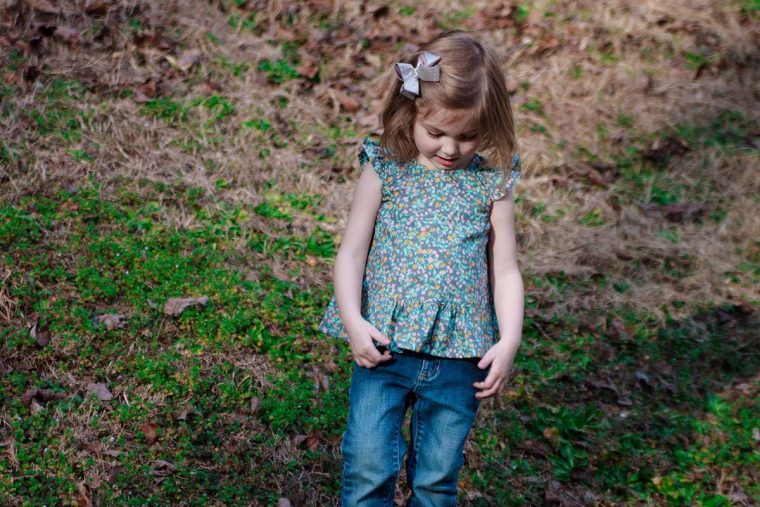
[1,180,345,504]
[3,180,756,505]
[1,0,758,505]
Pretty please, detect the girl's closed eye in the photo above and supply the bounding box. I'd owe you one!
[427,130,442,138]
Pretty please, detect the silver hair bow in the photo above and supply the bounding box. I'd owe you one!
[395,52,441,99]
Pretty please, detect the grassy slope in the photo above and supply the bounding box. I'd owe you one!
[1,0,759,505]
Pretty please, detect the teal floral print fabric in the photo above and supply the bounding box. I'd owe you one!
[319,137,521,358]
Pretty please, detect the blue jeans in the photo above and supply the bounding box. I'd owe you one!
[341,350,487,507]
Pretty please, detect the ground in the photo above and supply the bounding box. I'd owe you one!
[1,0,759,505]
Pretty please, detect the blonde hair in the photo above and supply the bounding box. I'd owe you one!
[376,31,516,170]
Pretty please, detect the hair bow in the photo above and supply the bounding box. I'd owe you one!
[395,52,441,99]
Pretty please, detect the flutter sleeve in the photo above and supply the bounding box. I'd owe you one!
[487,153,521,204]
[358,136,396,201]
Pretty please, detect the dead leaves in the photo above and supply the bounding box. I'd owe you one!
[23,0,59,15]
[20,380,114,414]
[140,422,159,445]
[642,135,690,165]
[151,459,176,484]
[165,49,202,74]
[326,88,360,114]
[22,388,66,413]
[639,202,707,223]
[292,431,321,451]
[27,319,48,347]
[163,296,209,316]
[549,161,619,189]
[93,313,127,330]
[86,382,113,401]
[83,0,110,15]
[76,482,93,507]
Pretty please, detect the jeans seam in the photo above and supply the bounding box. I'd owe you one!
[386,395,407,507]
[425,358,441,383]
[411,400,424,489]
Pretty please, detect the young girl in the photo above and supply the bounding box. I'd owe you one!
[318,30,524,506]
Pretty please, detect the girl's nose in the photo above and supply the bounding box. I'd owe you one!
[442,138,458,155]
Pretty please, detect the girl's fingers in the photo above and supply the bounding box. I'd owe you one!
[474,370,505,390]
[369,325,390,345]
[475,379,504,399]
[477,350,495,370]
[473,368,500,389]
[355,344,391,368]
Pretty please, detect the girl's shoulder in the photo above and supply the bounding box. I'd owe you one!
[358,136,403,181]
[359,136,383,167]
[478,152,522,204]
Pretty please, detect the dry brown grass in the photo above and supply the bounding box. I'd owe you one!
[2,0,758,330]
[1,2,759,504]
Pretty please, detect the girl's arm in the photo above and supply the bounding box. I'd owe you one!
[474,190,524,399]
[333,162,393,368]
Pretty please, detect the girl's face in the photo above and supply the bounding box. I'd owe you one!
[413,107,481,170]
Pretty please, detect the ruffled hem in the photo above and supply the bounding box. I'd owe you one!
[318,295,498,358]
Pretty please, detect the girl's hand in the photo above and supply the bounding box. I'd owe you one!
[473,339,518,399]
[345,318,392,368]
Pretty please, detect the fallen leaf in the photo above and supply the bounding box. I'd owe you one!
[642,136,689,164]
[329,88,360,113]
[163,296,209,316]
[250,397,261,415]
[53,25,80,44]
[305,434,320,450]
[22,388,66,407]
[297,55,319,79]
[102,449,121,457]
[93,313,127,330]
[24,0,59,14]
[133,76,160,102]
[81,441,103,454]
[588,376,619,395]
[271,265,291,282]
[76,482,92,507]
[152,459,175,483]
[542,427,560,449]
[84,0,109,14]
[35,330,50,346]
[662,203,706,222]
[634,370,651,388]
[86,382,113,401]
[277,499,292,507]
[175,405,193,421]
[141,423,158,445]
[581,490,597,506]
[176,49,202,72]
[323,358,339,373]
[197,80,222,96]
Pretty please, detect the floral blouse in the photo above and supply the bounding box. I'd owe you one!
[318,137,521,358]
